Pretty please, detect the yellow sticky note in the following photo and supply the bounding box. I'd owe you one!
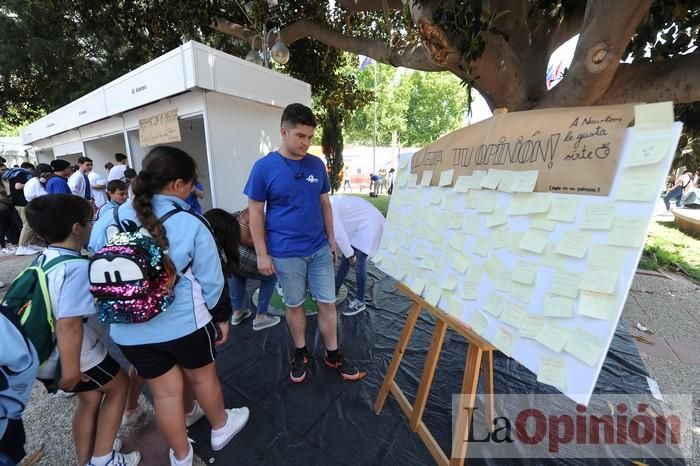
[420,170,433,186]
[511,170,539,193]
[491,225,511,249]
[399,154,411,168]
[447,212,464,230]
[424,285,442,307]
[581,202,616,230]
[441,196,456,210]
[500,302,526,328]
[555,231,592,258]
[530,216,557,232]
[481,169,504,190]
[477,191,497,213]
[535,322,573,353]
[439,169,455,187]
[451,253,470,274]
[564,328,606,367]
[512,260,539,285]
[465,190,479,209]
[448,234,466,252]
[550,269,582,299]
[634,101,674,128]
[471,237,491,257]
[588,244,627,271]
[484,293,508,317]
[537,357,567,391]
[486,208,507,228]
[460,281,479,300]
[607,216,648,248]
[518,230,550,254]
[509,193,551,216]
[543,294,575,318]
[547,197,579,222]
[430,190,444,204]
[497,171,517,193]
[407,174,418,188]
[414,243,427,259]
[446,296,464,319]
[441,274,458,291]
[397,173,408,188]
[462,215,481,235]
[409,278,426,296]
[421,256,440,272]
[579,290,618,320]
[625,138,674,167]
[453,176,471,193]
[492,327,517,356]
[493,270,512,291]
[615,164,661,202]
[466,310,488,334]
[519,314,544,339]
[508,280,534,303]
[484,255,505,278]
[580,268,618,295]
[470,171,486,189]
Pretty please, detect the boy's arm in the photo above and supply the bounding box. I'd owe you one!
[320,193,337,263]
[249,199,274,275]
[56,317,87,390]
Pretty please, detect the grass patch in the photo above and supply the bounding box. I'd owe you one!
[640,221,700,281]
[346,193,391,217]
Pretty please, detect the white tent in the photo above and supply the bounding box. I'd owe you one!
[20,41,311,212]
[0,137,35,166]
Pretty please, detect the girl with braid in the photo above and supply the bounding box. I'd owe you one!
[107,146,249,466]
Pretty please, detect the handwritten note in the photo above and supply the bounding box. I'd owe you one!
[421,170,433,187]
[424,285,442,307]
[615,164,661,202]
[446,296,464,319]
[511,170,539,193]
[481,169,504,190]
[547,197,579,222]
[518,230,550,254]
[512,260,539,285]
[535,322,573,353]
[462,215,481,235]
[453,176,471,193]
[580,268,618,295]
[477,191,497,213]
[484,293,508,317]
[497,171,517,193]
[581,202,616,230]
[441,274,458,291]
[471,237,491,257]
[555,231,592,258]
[543,294,575,318]
[409,278,426,296]
[530,216,557,232]
[607,216,648,248]
[491,225,512,249]
[439,169,455,187]
[492,327,517,356]
[564,328,606,367]
[484,255,505,278]
[451,253,471,274]
[486,208,507,227]
[510,193,552,216]
[466,310,488,334]
[447,213,464,230]
[537,357,567,391]
[519,314,545,339]
[500,302,526,328]
[550,270,583,299]
[429,190,444,205]
[578,290,617,320]
[139,109,182,146]
[625,138,673,167]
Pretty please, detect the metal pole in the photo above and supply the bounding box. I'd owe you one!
[373,60,378,174]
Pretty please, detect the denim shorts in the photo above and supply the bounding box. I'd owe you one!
[272,244,336,307]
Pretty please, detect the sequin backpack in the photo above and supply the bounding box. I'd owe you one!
[88,206,187,324]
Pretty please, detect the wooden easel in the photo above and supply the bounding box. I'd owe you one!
[374,283,496,466]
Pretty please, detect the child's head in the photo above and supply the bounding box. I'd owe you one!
[115,152,128,164]
[26,194,93,245]
[203,208,241,276]
[106,180,128,204]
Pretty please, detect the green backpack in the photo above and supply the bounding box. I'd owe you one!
[0,255,86,365]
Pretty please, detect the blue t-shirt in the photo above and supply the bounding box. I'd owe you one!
[185,181,204,215]
[46,176,71,195]
[244,151,330,258]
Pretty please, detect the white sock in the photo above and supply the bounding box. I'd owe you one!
[90,451,113,466]
[211,412,230,434]
[185,401,198,417]
[171,444,192,464]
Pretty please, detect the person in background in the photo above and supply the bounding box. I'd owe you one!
[664,166,692,211]
[88,180,130,254]
[331,195,385,315]
[343,167,352,192]
[387,168,395,195]
[8,163,39,256]
[88,163,109,210]
[107,153,129,182]
[46,160,73,195]
[371,173,381,197]
[0,186,17,254]
[68,157,94,201]
[185,181,205,215]
[23,163,52,202]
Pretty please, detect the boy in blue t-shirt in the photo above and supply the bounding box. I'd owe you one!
[244,103,364,383]
[46,159,73,195]
[26,195,140,466]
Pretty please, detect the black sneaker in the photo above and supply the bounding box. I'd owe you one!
[323,353,367,381]
[290,350,309,383]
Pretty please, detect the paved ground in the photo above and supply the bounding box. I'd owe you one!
[2,221,699,464]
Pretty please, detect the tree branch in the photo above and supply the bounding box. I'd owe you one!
[336,0,403,12]
[596,54,700,106]
[539,0,653,108]
[211,16,444,71]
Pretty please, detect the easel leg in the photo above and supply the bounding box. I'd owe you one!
[481,350,495,432]
[450,344,483,466]
[374,301,422,414]
[410,318,447,430]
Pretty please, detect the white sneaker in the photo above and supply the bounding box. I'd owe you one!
[211,407,250,451]
[88,450,141,466]
[0,247,14,254]
[169,443,193,466]
[342,299,367,316]
[52,389,76,398]
[231,309,252,326]
[15,246,39,256]
[121,405,145,426]
[0,281,5,289]
[252,314,281,331]
[185,400,205,427]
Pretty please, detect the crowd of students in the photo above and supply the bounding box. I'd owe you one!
[0,103,385,466]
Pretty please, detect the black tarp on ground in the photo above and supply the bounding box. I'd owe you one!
[187,265,685,465]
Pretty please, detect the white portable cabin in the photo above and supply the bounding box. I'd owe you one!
[20,40,311,212]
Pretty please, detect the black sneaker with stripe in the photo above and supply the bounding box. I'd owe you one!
[290,349,309,383]
[323,352,367,381]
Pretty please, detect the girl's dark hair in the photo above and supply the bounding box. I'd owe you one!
[203,208,241,276]
[131,146,197,288]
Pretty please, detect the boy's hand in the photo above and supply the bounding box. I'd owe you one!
[215,321,230,346]
[59,371,88,391]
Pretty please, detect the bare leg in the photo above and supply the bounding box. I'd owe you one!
[183,373,195,414]
[146,366,189,460]
[285,305,307,348]
[182,363,226,429]
[73,390,102,465]
[125,365,145,411]
[316,301,338,351]
[91,369,129,456]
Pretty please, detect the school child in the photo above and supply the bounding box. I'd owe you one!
[88,180,128,255]
[95,146,248,466]
[25,194,139,466]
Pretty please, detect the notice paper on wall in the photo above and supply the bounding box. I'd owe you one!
[138,108,181,147]
[373,102,682,405]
